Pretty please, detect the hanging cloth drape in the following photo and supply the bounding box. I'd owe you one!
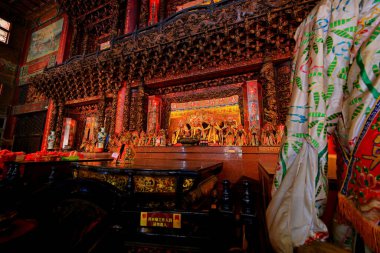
[266,0,380,252]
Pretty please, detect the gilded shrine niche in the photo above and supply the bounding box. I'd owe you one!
[169,96,242,145]
[143,79,282,147]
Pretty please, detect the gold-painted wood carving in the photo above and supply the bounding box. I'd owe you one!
[134,176,176,193]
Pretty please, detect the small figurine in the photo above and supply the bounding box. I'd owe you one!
[97,127,107,150]
[47,131,56,150]
[146,130,156,146]
[158,129,167,146]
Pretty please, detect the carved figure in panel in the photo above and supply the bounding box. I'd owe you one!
[260,59,278,126]
[26,85,46,104]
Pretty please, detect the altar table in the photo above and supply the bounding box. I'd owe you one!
[73,159,246,252]
[75,159,223,210]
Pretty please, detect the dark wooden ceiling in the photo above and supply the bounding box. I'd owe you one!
[3,0,53,17]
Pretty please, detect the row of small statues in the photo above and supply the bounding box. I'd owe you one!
[103,122,284,152]
[107,129,167,152]
[54,121,285,153]
[170,119,284,146]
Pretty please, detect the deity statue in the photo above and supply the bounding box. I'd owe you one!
[224,125,235,146]
[146,130,156,146]
[235,125,248,146]
[190,118,205,140]
[223,117,237,146]
[249,125,260,146]
[276,124,285,145]
[138,131,146,146]
[97,127,107,150]
[261,122,276,146]
[47,131,56,150]
[172,120,191,144]
[204,118,222,145]
[157,129,167,146]
[131,130,140,146]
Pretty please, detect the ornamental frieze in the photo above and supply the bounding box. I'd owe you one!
[31,0,317,102]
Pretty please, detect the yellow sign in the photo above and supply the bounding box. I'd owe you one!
[140,212,181,229]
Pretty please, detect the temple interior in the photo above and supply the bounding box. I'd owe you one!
[1,0,376,252]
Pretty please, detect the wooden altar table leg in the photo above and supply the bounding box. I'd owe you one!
[126,172,134,197]
[221,179,232,211]
[241,180,260,253]
[6,162,19,182]
[48,166,56,184]
[242,180,255,214]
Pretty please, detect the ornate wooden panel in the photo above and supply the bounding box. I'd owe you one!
[166,0,191,16]
[276,61,291,125]
[31,0,317,103]
[59,0,121,56]
[128,89,139,131]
